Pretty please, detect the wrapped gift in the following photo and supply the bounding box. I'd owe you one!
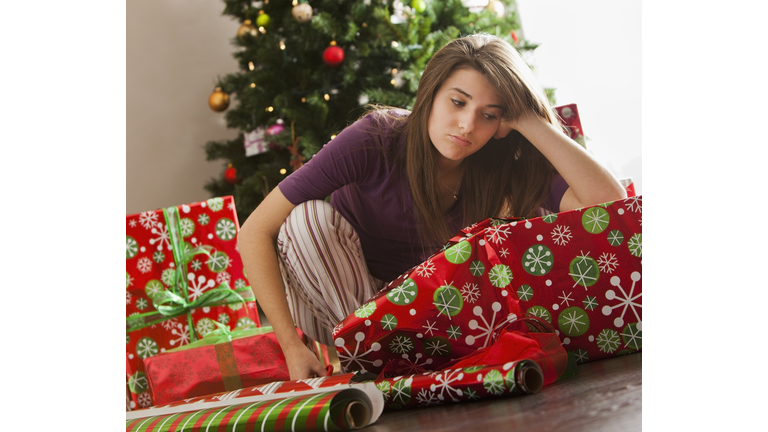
[555,103,586,147]
[144,325,303,405]
[332,196,642,375]
[126,196,260,409]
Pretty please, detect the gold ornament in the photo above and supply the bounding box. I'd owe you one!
[237,19,258,39]
[208,87,229,112]
[487,1,505,18]
[292,3,313,23]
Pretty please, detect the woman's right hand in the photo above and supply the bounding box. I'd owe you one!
[285,343,328,380]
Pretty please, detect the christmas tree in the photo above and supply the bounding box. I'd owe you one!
[203,0,545,222]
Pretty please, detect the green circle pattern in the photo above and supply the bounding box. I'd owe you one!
[136,337,158,359]
[128,371,149,394]
[470,260,485,277]
[569,256,600,288]
[557,307,590,336]
[582,207,610,234]
[445,241,472,264]
[488,264,513,288]
[381,314,398,331]
[387,278,418,305]
[526,306,552,323]
[145,280,165,301]
[522,244,553,276]
[433,285,463,317]
[422,336,452,357]
[621,323,642,350]
[516,284,534,301]
[179,218,195,238]
[216,218,237,241]
[608,230,624,246]
[126,236,138,259]
[354,301,377,318]
[207,251,230,272]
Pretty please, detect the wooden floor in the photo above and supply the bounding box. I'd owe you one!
[360,353,642,432]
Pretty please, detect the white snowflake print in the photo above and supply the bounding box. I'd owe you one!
[135,298,148,310]
[447,325,462,340]
[416,389,440,406]
[597,252,619,274]
[216,218,237,241]
[137,392,153,408]
[190,260,203,271]
[460,282,481,303]
[161,268,176,287]
[396,352,434,375]
[160,318,179,330]
[466,303,517,349]
[464,387,480,400]
[483,369,505,396]
[602,271,642,328]
[234,279,247,290]
[126,273,133,288]
[136,257,153,274]
[423,339,450,356]
[389,335,415,354]
[551,225,572,246]
[128,219,137,228]
[558,291,574,307]
[179,218,195,237]
[628,233,642,257]
[169,324,190,347]
[228,201,235,211]
[149,222,171,251]
[136,338,158,359]
[215,271,231,286]
[570,251,598,289]
[596,329,621,353]
[523,245,552,275]
[415,260,436,278]
[486,225,511,244]
[624,196,642,213]
[391,377,414,405]
[334,332,383,374]
[139,211,159,229]
[499,248,510,258]
[126,291,132,305]
[574,349,589,364]
[187,273,216,301]
[621,324,642,350]
[422,320,439,336]
[559,309,588,334]
[429,369,465,402]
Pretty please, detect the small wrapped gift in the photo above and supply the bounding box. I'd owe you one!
[126,196,260,409]
[144,325,304,405]
[332,196,642,375]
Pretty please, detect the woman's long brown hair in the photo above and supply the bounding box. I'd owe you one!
[404,34,564,250]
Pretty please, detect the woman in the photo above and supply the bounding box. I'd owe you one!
[237,34,626,380]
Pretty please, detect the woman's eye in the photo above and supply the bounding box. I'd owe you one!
[484,114,498,120]
[451,98,465,107]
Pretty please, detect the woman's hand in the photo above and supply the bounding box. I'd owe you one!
[285,344,328,380]
[493,110,536,140]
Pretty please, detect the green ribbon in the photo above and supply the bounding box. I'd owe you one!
[126,205,253,341]
[160,324,276,353]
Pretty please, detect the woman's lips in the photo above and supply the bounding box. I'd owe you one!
[449,134,471,146]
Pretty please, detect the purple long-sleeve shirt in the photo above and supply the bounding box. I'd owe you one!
[278,112,567,282]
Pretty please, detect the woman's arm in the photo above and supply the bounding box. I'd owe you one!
[495,112,627,211]
[237,186,327,380]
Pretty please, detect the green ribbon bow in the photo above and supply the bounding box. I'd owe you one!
[126,205,253,342]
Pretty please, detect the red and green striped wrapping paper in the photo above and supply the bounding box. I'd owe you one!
[332,196,642,376]
[126,196,260,410]
[126,382,383,432]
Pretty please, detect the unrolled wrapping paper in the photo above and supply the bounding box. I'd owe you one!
[125,383,383,432]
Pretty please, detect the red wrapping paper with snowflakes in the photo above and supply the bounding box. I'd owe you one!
[332,196,642,375]
[555,104,586,147]
[126,196,260,410]
[144,326,304,405]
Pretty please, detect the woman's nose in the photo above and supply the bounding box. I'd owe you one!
[458,112,474,133]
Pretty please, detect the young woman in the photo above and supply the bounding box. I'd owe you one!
[237,34,627,380]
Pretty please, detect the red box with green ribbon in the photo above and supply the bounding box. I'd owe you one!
[144,325,302,406]
[126,196,260,410]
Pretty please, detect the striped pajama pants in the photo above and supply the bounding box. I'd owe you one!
[276,200,386,346]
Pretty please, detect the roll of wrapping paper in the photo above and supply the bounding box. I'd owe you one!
[375,359,544,410]
[125,384,383,432]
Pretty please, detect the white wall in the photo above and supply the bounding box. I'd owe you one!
[127,0,242,215]
[516,0,642,193]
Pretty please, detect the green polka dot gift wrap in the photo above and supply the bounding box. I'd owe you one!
[332,196,642,376]
[126,196,261,410]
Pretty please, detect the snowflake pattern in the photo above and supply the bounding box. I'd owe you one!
[583,296,598,311]
[434,284,463,318]
[415,260,436,278]
[523,245,553,275]
[179,218,195,237]
[597,252,619,274]
[149,223,171,251]
[387,278,418,305]
[126,272,133,288]
[391,377,414,405]
[602,271,642,328]
[198,213,210,225]
[551,225,573,246]
[206,251,231,272]
[460,282,480,303]
[621,323,642,350]
[389,335,415,354]
[469,261,485,276]
[216,271,231,286]
[558,291,574,307]
[466,303,516,348]
[136,257,153,274]
[574,349,589,364]
[135,298,148,310]
[136,337,158,359]
[483,369,505,396]
[624,196,642,213]
[486,225,511,244]
[423,337,450,356]
[628,233,642,257]
[190,260,203,271]
[516,285,533,301]
[169,324,190,347]
[570,252,599,289]
[596,329,621,353]
[582,207,610,234]
[126,236,138,259]
[394,353,434,376]
[354,302,377,318]
[128,219,137,228]
[416,389,440,406]
[139,211,159,229]
[137,392,153,408]
[422,320,438,336]
[447,325,462,340]
[381,314,397,331]
[488,264,513,288]
[335,332,384,374]
[430,369,465,402]
[126,291,132,305]
[187,273,216,301]
[216,218,237,241]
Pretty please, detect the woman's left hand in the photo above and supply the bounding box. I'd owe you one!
[493,111,535,140]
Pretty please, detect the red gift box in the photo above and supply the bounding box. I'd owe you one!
[144,325,304,405]
[126,196,260,409]
[332,196,642,375]
[555,103,586,147]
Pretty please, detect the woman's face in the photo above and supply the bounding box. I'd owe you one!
[427,68,503,170]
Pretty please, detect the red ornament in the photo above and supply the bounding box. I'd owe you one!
[510,30,519,44]
[323,41,344,68]
[224,164,238,184]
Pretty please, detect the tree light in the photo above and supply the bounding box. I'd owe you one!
[324,94,330,101]
[280,168,287,175]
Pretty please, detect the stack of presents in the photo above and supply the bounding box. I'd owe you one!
[125,105,641,431]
